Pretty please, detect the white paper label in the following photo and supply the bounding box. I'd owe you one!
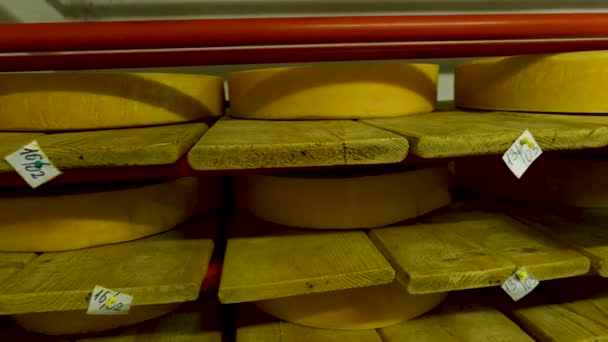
[4,140,62,188]
[501,267,539,301]
[87,286,132,315]
[502,130,543,179]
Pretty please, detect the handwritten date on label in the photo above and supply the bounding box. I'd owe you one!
[502,130,543,179]
[501,268,539,301]
[87,286,132,315]
[4,140,62,188]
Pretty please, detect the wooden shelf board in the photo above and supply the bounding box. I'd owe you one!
[218,214,395,304]
[236,304,382,342]
[369,205,590,294]
[0,217,218,314]
[0,253,38,286]
[362,110,608,158]
[188,118,409,170]
[379,291,534,341]
[0,123,207,173]
[494,276,608,342]
[491,202,608,278]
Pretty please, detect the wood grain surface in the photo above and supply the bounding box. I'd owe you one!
[363,110,608,158]
[188,118,409,170]
[495,277,608,342]
[369,205,590,294]
[219,214,395,304]
[0,123,207,172]
[0,217,218,314]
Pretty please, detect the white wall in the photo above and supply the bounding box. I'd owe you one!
[2,1,607,100]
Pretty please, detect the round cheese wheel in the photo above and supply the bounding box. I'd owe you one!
[228,63,438,120]
[0,177,211,252]
[238,166,451,229]
[455,51,608,113]
[0,72,224,131]
[254,282,446,329]
[13,303,180,335]
[456,156,608,207]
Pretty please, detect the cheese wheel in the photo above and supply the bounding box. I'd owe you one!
[0,72,224,131]
[0,177,209,252]
[238,166,451,229]
[254,282,446,329]
[455,51,608,113]
[13,302,180,335]
[456,156,608,207]
[228,63,438,119]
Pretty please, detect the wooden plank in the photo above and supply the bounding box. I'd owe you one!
[236,304,382,342]
[495,202,608,278]
[188,118,409,170]
[75,299,223,342]
[0,253,38,285]
[369,205,590,294]
[219,214,395,304]
[0,217,218,314]
[495,277,608,342]
[362,110,608,158]
[0,133,44,164]
[379,291,533,341]
[0,123,207,172]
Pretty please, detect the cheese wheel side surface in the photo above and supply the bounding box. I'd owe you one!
[0,73,224,131]
[455,51,608,113]
[254,282,447,330]
[240,166,451,229]
[228,63,438,120]
[0,177,206,252]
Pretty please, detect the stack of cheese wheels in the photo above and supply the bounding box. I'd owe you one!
[0,72,224,131]
[235,166,451,329]
[455,51,608,113]
[228,63,439,119]
[457,156,608,208]
[3,177,220,335]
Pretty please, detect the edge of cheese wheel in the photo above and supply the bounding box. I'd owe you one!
[228,63,439,119]
[456,156,608,207]
[254,282,447,330]
[455,51,608,113]
[0,177,213,252]
[238,166,451,229]
[12,303,180,335]
[0,72,224,131]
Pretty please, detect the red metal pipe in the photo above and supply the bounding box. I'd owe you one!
[3,14,608,53]
[2,40,608,72]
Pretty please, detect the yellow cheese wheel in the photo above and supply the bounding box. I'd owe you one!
[238,166,451,229]
[455,51,608,113]
[0,72,224,131]
[13,303,180,335]
[456,156,608,207]
[228,63,438,119]
[254,282,446,329]
[0,177,212,252]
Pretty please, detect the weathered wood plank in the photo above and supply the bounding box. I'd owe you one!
[379,291,534,341]
[362,110,608,158]
[0,133,45,165]
[219,214,395,304]
[188,118,409,170]
[0,123,207,172]
[236,304,382,342]
[494,202,608,278]
[369,205,590,294]
[0,253,38,286]
[0,217,218,314]
[495,277,608,342]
